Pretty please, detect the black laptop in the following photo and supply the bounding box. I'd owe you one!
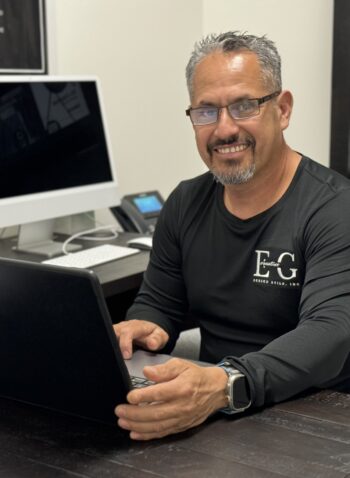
[0,257,170,425]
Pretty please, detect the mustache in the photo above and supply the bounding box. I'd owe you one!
[207,135,255,154]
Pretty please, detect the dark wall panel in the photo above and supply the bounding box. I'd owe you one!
[0,0,46,73]
[330,0,350,176]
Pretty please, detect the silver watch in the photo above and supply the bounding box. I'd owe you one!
[218,361,251,413]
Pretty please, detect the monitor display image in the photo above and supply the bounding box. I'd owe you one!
[0,77,120,256]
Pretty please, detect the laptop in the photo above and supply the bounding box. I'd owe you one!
[0,257,172,425]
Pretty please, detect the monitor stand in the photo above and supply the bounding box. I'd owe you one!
[13,219,82,258]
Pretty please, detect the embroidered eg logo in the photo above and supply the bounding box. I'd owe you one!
[253,250,300,287]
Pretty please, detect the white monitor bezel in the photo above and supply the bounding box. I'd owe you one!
[0,75,120,229]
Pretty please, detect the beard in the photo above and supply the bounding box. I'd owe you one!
[210,160,256,185]
[207,135,256,185]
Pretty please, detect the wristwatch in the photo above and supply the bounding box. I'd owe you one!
[218,361,251,414]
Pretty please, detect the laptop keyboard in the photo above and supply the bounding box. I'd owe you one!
[130,376,155,388]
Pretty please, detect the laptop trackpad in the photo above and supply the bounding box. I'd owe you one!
[125,349,212,379]
[125,350,171,378]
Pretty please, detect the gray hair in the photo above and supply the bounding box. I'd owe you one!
[186,32,282,99]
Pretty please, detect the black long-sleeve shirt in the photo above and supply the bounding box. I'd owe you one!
[126,156,350,407]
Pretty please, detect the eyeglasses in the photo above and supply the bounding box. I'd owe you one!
[185,91,281,126]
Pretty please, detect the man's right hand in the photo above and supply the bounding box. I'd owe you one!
[113,320,169,359]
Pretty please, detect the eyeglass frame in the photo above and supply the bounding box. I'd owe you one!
[185,91,281,126]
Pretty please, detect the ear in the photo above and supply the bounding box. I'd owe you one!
[277,90,293,131]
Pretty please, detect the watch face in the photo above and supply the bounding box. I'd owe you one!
[232,375,251,409]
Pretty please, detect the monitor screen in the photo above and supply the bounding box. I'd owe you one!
[0,77,120,256]
[1,81,113,198]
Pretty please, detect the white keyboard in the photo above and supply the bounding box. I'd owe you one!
[42,244,140,269]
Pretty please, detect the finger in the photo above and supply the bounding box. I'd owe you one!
[129,430,174,441]
[128,426,188,441]
[117,326,135,359]
[116,403,183,434]
[127,421,183,441]
[116,321,155,359]
[145,327,168,351]
[128,417,197,441]
[125,359,195,405]
[118,415,181,439]
[117,403,203,440]
[112,322,123,337]
[129,431,164,441]
[127,370,195,406]
[143,358,194,382]
[127,382,176,406]
[116,400,179,422]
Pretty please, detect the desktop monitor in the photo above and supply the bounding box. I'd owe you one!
[0,76,120,256]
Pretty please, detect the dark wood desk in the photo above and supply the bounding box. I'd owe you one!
[0,390,349,477]
[0,233,149,297]
[0,233,150,322]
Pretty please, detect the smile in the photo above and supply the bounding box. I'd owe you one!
[215,144,249,154]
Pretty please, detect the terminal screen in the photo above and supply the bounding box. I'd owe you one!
[133,195,163,214]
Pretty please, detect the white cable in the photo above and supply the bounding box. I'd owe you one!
[62,225,119,255]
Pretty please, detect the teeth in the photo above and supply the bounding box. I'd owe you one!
[217,144,248,153]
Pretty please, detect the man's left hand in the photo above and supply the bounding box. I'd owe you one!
[115,357,228,440]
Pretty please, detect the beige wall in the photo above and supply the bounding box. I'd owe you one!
[51,0,203,200]
[50,0,333,202]
[203,0,334,168]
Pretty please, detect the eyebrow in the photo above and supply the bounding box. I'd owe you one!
[196,101,218,108]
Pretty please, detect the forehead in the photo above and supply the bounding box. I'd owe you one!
[192,51,265,103]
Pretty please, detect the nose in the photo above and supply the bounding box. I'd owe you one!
[213,106,240,138]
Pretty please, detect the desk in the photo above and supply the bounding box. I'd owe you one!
[0,233,150,321]
[0,233,149,296]
[0,390,349,477]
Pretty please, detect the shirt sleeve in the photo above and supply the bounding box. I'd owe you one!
[125,187,189,353]
[227,190,350,407]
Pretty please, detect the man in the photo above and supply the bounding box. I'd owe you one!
[114,32,350,440]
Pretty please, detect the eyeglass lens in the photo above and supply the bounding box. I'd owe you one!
[190,99,260,125]
[188,91,280,125]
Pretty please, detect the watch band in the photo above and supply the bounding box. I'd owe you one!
[218,361,251,414]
